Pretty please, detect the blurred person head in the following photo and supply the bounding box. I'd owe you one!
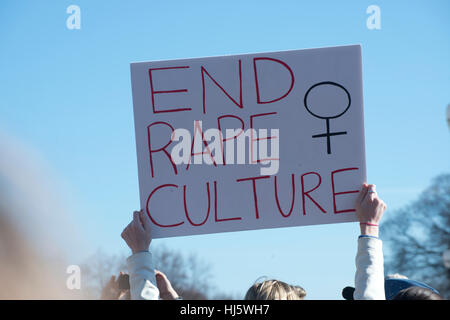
[393,286,443,300]
[0,212,68,299]
[245,279,306,300]
[385,278,442,300]
[342,276,443,300]
[0,132,85,299]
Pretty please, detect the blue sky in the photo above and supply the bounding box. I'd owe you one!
[0,0,449,299]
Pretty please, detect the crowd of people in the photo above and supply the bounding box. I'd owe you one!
[103,183,443,300]
[0,138,443,300]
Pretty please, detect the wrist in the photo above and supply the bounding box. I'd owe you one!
[131,248,149,255]
[359,223,379,237]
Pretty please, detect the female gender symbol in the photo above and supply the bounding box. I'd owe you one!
[303,81,351,154]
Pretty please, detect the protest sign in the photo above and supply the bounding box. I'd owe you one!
[130,44,366,239]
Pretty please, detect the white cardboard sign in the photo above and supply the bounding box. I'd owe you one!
[130,45,366,239]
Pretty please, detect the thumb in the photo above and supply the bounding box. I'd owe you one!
[140,209,152,231]
[355,183,368,205]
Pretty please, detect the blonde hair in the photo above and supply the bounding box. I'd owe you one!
[245,279,306,300]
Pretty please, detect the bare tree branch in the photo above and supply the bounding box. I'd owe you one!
[382,173,450,298]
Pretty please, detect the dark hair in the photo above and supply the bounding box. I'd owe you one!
[393,286,443,300]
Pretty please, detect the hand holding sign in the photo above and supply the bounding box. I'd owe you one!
[355,184,387,237]
[121,210,153,254]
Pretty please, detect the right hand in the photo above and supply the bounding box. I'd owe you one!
[355,183,387,237]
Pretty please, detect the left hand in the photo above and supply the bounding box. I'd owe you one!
[121,209,153,254]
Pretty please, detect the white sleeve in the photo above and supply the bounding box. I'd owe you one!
[126,251,160,300]
[354,236,386,300]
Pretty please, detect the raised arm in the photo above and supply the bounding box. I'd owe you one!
[121,210,160,300]
[353,183,387,300]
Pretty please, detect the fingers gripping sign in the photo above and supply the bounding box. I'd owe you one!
[121,210,153,254]
[355,183,387,237]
